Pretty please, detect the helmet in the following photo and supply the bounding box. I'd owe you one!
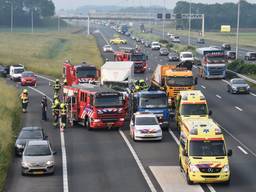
[135,85,140,90]
[65,59,70,63]
[54,95,58,99]
[60,103,65,109]
[54,100,60,105]
[23,89,28,93]
[63,79,67,83]
[56,79,59,83]
[139,79,145,83]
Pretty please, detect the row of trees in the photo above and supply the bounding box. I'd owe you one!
[173,0,256,30]
[0,0,55,27]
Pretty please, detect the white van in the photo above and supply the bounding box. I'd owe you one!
[179,51,194,62]
[9,64,24,81]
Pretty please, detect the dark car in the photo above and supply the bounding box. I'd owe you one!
[225,51,236,60]
[227,78,250,94]
[221,43,231,51]
[15,127,47,156]
[0,65,8,77]
[168,52,179,61]
[197,38,205,44]
[159,48,169,56]
[144,41,151,48]
[135,37,141,42]
[245,52,256,61]
[140,39,145,44]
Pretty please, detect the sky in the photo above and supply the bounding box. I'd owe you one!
[52,0,256,10]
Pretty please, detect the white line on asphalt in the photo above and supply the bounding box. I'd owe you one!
[98,30,109,45]
[216,94,222,99]
[168,129,216,192]
[29,85,69,192]
[119,130,157,192]
[235,106,243,111]
[250,92,256,97]
[238,146,248,155]
[36,74,54,82]
[200,85,206,89]
[221,79,229,84]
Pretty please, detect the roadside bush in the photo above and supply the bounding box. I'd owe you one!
[228,59,256,75]
[0,80,21,191]
[159,39,169,44]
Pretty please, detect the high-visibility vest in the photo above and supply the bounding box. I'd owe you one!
[20,93,28,103]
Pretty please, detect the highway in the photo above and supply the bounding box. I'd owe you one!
[3,24,256,192]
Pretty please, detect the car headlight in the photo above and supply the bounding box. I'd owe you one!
[156,129,162,133]
[46,160,55,166]
[247,85,250,89]
[16,144,24,149]
[22,161,31,167]
[232,86,237,90]
[189,164,200,172]
[222,164,229,173]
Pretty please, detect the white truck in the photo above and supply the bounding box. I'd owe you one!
[101,61,134,92]
[9,64,24,81]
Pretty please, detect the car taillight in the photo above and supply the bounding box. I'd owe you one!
[119,118,125,121]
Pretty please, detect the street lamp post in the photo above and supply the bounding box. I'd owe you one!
[31,8,34,33]
[235,0,241,60]
[188,1,192,46]
[162,0,166,40]
[11,0,14,32]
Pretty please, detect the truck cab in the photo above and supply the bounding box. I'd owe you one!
[176,90,211,130]
[179,118,232,185]
[132,91,169,129]
[9,64,25,81]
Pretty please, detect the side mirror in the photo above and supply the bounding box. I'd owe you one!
[208,110,212,116]
[194,77,198,85]
[182,150,188,156]
[52,151,57,155]
[227,149,232,157]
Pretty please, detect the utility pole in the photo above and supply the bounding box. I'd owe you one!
[235,0,240,60]
[162,0,166,39]
[31,9,34,33]
[87,15,90,35]
[58,16,60,32]
[11,0,14,32]
[188,1,192,45]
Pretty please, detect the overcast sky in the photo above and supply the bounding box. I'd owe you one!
[53,0,255,10]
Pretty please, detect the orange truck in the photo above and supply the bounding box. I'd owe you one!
[151,64,197,106]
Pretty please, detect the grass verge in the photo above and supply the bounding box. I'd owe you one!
[0,79,21,191]
[0,31,103,77]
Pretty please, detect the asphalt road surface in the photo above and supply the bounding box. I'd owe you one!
[3,24,256,192]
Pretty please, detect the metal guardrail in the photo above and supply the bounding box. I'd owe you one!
[227,69,256,84]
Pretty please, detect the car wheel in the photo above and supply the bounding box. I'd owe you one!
[132,131,136,141]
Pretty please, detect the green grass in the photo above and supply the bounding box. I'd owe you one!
[0,80,20,192]
[0,31,103,77]
[131,30,161,41]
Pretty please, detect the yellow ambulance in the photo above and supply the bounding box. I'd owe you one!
[176,90,211,130]
[179,118,232,184]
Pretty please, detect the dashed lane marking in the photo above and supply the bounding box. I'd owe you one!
[216,94,222,99]
[119,130,157,192]
[250,92,256,97]
[238,146,248,155]
[200,85,206,89]
[235,106,243,111]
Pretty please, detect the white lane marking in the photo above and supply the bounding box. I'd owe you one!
[36,74,54,82]
[216,122,256,158]
[200,85,206,89]
[206,184,217,192]
[119,130,157,192]
[216,94,222,99]
[250,92,256,97]
[235,106,243,111]
[238,146,248,155]
[222,79,229,84]
[99,31,109,45]
[168,130,215,192]
[29,85,69,192]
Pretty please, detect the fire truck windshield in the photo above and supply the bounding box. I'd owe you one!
[94,95,123,107]
[76,67,96,78]
[131,54,146,61]
[166,76,194,86]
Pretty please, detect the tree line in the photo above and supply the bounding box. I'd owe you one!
[173,0,256,30]
[0,0,55,27]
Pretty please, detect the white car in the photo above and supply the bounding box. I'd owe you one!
[103,45,113,52]
[180,51,194,62]
[130,112,162,141]
[151,42,161,50]
[9,64,24,81]
[171,36,180,43]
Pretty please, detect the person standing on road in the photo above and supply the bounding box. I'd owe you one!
[52,99,60,127]
[53,79,61,95]
[20,89,29,113]
[60,102,67,131]
[41,95,48,121]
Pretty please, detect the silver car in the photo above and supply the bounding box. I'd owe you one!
[21,140,56,175]
[227,78,250,94]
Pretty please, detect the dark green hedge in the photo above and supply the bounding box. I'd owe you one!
[228,59,256,75]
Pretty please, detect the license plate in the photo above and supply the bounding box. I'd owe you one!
[33,171,44,175]
[107,123,113,126]
[144,134,152,137]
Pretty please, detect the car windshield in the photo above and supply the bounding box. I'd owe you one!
[22,72,34,77]
[14,68,24,74]
[24,144,51,156]
[189,140,226,156]
[152,43,159,46]
[232,79,246,84]
[131,54,146,61]
[174,36,179,39]
[105,45,111,48]
[76,67,96,78]
[250,53,256,57]
[94,95,123,107]
[136,116,158,125]
[161,48,168,52]
[207,55,225,63]
[19,130,43,139]
[139,94,167,108]
[182,54,192,58]
[166,76,194,86]
[169,53,178,57]
[180,104,208,116]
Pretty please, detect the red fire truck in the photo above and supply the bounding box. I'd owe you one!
[114,48,148,73]
[63,61,100,86]
[63,83,127,129]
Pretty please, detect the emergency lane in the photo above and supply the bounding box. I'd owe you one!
[96,24,256,192]
[4,77,63,192]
